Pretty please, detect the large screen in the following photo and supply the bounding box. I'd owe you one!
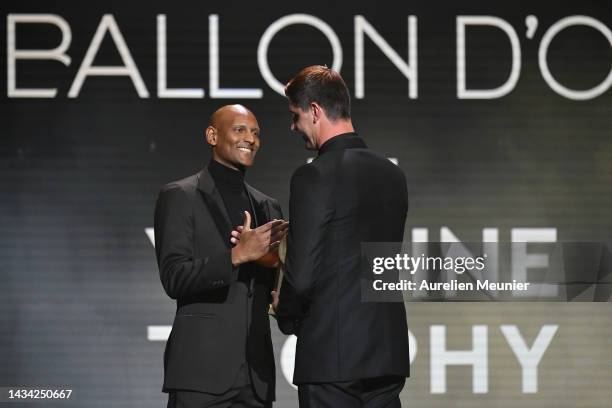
[2,1,611,407]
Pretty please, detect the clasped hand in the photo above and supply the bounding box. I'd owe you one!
[230,211,288,267]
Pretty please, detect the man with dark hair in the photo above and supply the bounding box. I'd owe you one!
[276,66,410,407]
[154,104,288,408]
[283,66,351,123]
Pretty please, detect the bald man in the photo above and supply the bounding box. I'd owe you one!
[154,105,288,407]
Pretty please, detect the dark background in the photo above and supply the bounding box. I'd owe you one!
[1,1,611,407]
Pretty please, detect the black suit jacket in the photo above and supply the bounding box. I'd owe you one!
[154,165,282,400]
[277,134,410,384]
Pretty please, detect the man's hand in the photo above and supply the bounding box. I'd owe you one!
[230,211,288,266]
[230,225,244,245]
[270,290,280,313]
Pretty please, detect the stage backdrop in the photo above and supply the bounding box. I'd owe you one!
[2,1,611,407]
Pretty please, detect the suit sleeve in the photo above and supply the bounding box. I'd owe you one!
[154,184,236,300]
[276,278,306,335]
[266,198,284,298]
[283,164,333,299]
[263,198,303,335]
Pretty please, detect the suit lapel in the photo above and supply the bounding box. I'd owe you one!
[245,183,271,228]
[196,167,233,249]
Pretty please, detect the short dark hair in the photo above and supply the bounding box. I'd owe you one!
[285,65,351,121]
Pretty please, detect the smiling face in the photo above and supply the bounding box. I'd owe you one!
[206,105,260,170]
[289,103,317,151]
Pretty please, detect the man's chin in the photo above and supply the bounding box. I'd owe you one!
[237,154,256,168]
[233,160,253,170]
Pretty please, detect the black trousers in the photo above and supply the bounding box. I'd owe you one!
[298,376,405,408]
[167,364,271,408]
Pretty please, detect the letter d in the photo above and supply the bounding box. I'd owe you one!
[457,16,521,99]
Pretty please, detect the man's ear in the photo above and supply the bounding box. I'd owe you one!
[205,126,217,146]
[310,102,322,124]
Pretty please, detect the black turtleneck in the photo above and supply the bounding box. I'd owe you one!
[208,159,254,229]
[208,159,255,379]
